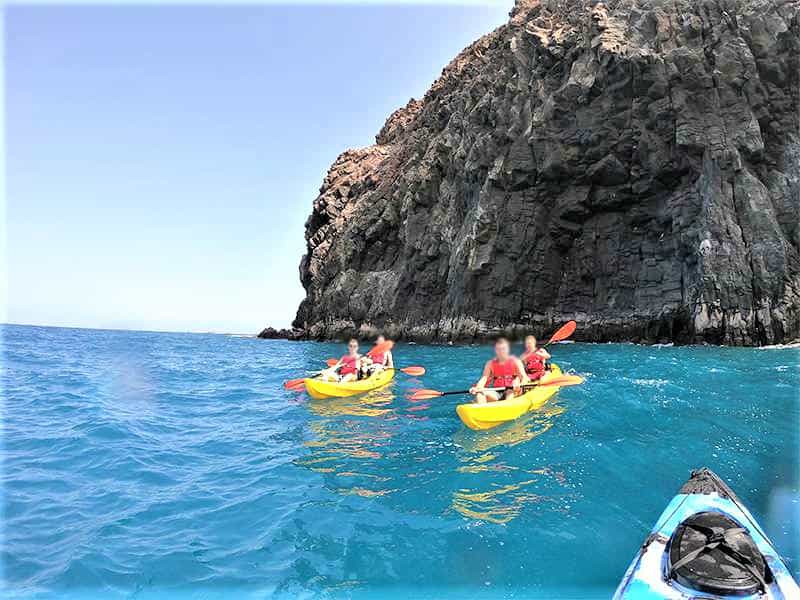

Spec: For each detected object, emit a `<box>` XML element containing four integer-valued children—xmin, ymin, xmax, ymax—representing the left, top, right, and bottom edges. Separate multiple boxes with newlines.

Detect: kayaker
<box><xmin>519</xmin><ymin>335</ymin><xmax>551</xmax><ymax>381</ymax></box>
<box><xmin>321</xmin><ymin>339</ymin><xmax>361</xmax><ymax>382</ymax></box>
<box><xmin>362</xmin><ymin>334</ymin><xmax>394</xmax><ymax>377</ymax></box>
<box><xmin>469</xmin><ymin>337</ymin><xmax>527</xmax><ymax>404</ymax></box>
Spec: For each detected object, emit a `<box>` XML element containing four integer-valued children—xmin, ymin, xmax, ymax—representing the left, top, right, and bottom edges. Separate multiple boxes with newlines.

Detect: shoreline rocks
<box><xmin>256</xmin><ymin>326</ymin><xmax>306</xmax><ymax>340</ymax></box>
<box><xmin>290</xmin><ymin>0</ymin><xmax>800</xmax><ymax>346</ymax></box>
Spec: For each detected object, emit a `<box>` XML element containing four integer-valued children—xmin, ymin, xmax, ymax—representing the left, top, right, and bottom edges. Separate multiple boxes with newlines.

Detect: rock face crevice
<box><xmin>292</xmin><ymin>0</ymin><xmax>800</xmax><ymax>345</ymax></box>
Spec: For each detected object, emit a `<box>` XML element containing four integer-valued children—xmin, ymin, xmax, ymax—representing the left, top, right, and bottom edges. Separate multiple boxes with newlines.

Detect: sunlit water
<box><xmin>3</xmin><ymin>324</ymin><xmax>798</xmax><ymax>598</ymax></box>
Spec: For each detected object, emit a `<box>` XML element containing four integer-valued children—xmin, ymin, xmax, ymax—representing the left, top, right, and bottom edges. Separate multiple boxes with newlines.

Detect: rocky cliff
<box><xmin>292</xmin><ymin>0</ymin><xmax>800</xmax><ymax>345</ymax></box>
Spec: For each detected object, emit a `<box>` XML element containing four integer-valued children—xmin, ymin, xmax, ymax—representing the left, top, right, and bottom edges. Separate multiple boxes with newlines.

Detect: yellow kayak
<box><xmin>304</xmin><ymin>369</ymin><xmax>395</xmax><ymax>400</ymax></box>
<box><xmin>456</xmin><ymin>364</ymin><xmax>563</xmax><ymax>431</ymax></box>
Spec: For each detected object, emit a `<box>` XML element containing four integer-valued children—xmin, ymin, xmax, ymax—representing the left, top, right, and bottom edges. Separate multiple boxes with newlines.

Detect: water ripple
<box><xmin>2</xmin><ymin>325</ymin><xmax>798</xmax><ymax>597</ymax></box>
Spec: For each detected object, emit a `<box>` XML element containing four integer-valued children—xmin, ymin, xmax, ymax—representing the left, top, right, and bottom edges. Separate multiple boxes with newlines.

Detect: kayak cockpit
<box><xmin>614</xmin><ymin>468</ymin><xmax>799</xmax><ymax>599</ymax></box>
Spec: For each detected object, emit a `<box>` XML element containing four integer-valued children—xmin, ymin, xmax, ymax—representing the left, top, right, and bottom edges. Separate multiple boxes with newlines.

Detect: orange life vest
<box><xmin>339</xmin><ymin>355</ymin><xmax>358</xmax><ymax>375</ymax></box>
<box><xmin>521</xmin><ymin>351</ymin><xmax>546</xmax><ymax>380</ymax></box>
<box><xmin>489</xmin><ymin>358</ymin><xmax>517</xmax><ymax>388</ymax></box>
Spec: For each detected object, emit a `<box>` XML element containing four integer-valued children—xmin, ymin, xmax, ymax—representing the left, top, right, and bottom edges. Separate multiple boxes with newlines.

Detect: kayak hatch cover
<box><xmin>614</xmin><ymin>467</ymin><xmax>799</xmax><ymax>599</ymax></box>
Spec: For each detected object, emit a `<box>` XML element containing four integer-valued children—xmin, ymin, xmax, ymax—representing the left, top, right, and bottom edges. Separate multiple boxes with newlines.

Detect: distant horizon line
<box><xmin>1</xmin><ymin>321</ymin><xmax>263</xmax><ymax>337</ymax></box>
<box><xmin>7</xmin><ymin>0</ymin><xmax>510</xmax><ymax>6</ymax></box>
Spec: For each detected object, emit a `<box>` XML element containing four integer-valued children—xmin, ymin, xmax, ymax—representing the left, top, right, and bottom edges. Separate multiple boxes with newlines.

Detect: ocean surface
<box><xmin>2</xmin><ymin>324</ymin><xmax>799</xmax><ymax>598</ymax></box>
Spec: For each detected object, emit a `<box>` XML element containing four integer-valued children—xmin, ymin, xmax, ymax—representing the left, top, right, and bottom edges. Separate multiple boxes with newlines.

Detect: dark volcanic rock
<box><xmin>294</xmin><ymin>0</ymin><xmax>800</xmax><ymax>345</ymax></box>
<box><xmin>257</xmin><ymin>326</ymin><xmax>304</xmax><ymax>340</ymax></box>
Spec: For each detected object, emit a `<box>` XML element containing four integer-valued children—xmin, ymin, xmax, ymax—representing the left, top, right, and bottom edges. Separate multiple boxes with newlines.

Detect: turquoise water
<box><xmin>2</xmin><ymin>324</ymin><xmax>798</xmax><ymax>598</ymax></box>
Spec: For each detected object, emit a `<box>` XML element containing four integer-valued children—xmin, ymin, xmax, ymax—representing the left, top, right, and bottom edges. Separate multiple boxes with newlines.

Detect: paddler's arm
<box><xmin>469</xmin><ymin>362</ymin><xmax>492</xmax><ymax>394</ymax></box>
<box><xmin>536</xmin><ymin>347</ymin><xmax>551</xmax><ymax>360</ymax></box>
<box><xmin>512</xmin><ymin>358</ymin><xmax>526</xmax><ymax>392</ymax></box>
<box><xmin>321</xmin><ymin>360</ymin><xmax>342</xmax><ymax>380</ymax></box>
<box><xmin>385</xmin><ymin>351</ymin><xmax>394</xmax><ymax>368</ymax></box>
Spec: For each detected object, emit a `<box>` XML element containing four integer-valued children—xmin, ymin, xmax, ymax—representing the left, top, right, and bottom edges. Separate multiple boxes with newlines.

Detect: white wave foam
<box><xmin>758</xmin><ymin>342</ymin><xmax>800</xmax><ymax>350</ymax></box>
<box><xmin>631</xmin><ymin>378</ymin><xmax>669</xmax><ymax>387</ymax></box>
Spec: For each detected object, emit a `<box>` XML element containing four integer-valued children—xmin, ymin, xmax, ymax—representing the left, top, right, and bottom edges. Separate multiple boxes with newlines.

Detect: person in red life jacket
<box><xmin>469</xmin><ymin>337</ymin><xmax>527</xmax><ymax>404</ymax></box>
<box><xmin>520</xmin><ymin>335</ymin><xmax>551</xmax><ymax>382</ymax></box>
<box><xmin>361</xmin><ymin>334</ymin><xmax>394</xmax><ymax>378</ymax></box>
<box><xmin>322</xmin><ymin>338</ymin><xmax>362</xmax><ymax>382</ymax></box>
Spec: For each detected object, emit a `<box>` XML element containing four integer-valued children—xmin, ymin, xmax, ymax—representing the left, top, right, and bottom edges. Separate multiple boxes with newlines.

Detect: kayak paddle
<box><xmin>408</xmin><ymin>374</ymin><xmax>585</xmax><ymax>401</ymax></box>
<box><xmin>393</xmin><ymin>366</ymin><xmax>425</xmax><ymax>376</ymax></box>
<box><xmin>543</xmin><ymin>320</ymin><xmax>577</xmax><ymax>347</ymax></box>
<box><xmin>284</xmin><ymin>378</ymin><xmax>308</xmax><ymax>391</ymax></box>
<box><xmin>367</xmin><ymin>340</ymin><xmax>394</xmax><ymax>357</ymax></box>
<box><xmin>322</xmin><ymin>360</ymin><xmax>424</xmax><ymax>375</ymax></box>
<box><xmin>283</xmin><ymin>367</ymin><xmax>331</xmax><ymax>390</ymax></box>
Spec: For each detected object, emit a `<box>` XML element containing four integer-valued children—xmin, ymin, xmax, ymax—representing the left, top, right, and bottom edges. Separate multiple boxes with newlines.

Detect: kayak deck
<box><xmin>304</xmin><ymin>369</ymin><xmax>394</xmax><ymax>399</ymax></box>
<box><xmin>614</xmin><ymin>468</ymin><xmax>800</xmax><ymax>599</ymax></box>
<box><xmin>455</xmin><ymin>364</ymin><xmax>563</xmax><ymax>431</ymax></box>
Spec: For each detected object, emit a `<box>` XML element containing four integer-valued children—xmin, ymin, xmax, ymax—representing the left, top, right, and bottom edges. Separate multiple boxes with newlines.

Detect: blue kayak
<box><xmin>615</xmin><ymin>468</ymin><xmax>799</xmax><ymax>599</ymax></box>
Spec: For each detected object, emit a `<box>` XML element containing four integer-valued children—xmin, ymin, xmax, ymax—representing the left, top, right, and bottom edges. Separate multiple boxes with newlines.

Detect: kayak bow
<box><xmin>614</xmin><ymin>468</ymin><xmax>799</xmax><ymax>599</ymax></box>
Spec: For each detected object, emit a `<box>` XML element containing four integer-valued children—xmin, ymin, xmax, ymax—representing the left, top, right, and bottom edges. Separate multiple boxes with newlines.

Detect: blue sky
<box><xmin>5</xmin><ymin>2</ymin><xmax>511</xmax><ymax>333</ymax></box>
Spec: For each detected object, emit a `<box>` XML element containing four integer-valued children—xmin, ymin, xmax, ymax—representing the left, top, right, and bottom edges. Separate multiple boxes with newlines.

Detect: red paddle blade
<box><xmin>325</xmin><ymin>358</ymin><xmax>338</xmax><ymax>367</ymax></box>
<box><xmin>549</xmin><ymin>320</ymin><xmax>577</xmax><ymax>344</ymax></box>
<box><xmin>538</xmin><ymin>374</ymin><xmax>584</xmax><ymax>387</ymax></box>
<box><xmin>284</xmin><ymin>378</ymin><xmax>307</xmax><ymax>391</ymax></box>
<box><xmin>400</xmin><ymin>366</ymin><xmax>425</xmax><ymax>376</ymax></box>
<box><xmin>367</xmin><ymin>340</ymin><xmax>394</xmax><ymax>357</ymax></box>
<box><xmin>408</xmin><ymin>388</ymin><xmax>443</xmax><ymax>401</ymax></box>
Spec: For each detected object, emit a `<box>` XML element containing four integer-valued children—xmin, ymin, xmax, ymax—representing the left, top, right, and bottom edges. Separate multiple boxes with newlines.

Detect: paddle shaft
<box><xmin>543</xmin><ymin>333</ymin><xmax>566</xmax><ymax>348</ymax></box>
<box><xmin>440</xmin><ymin>381</ymin><xmax>551</xmax><ymax>397</ymax></box>
<box><xmin>329</xmin><ymin>366</ymin><xmax>410</xmax><ymax>374</ymax></box>
<box><xmin>350</xmin><ymin>366</ymin><xmax>426</xmax><ymax>377</ymax></box>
